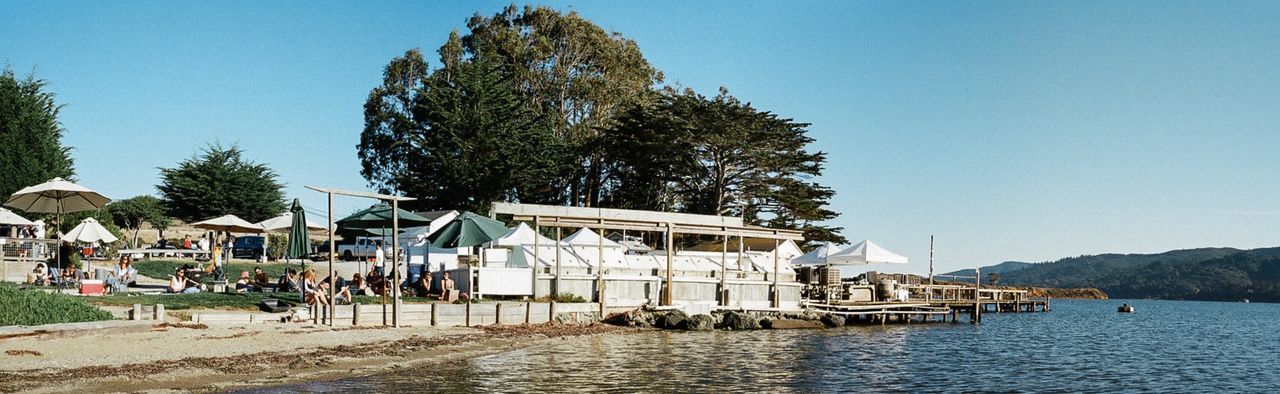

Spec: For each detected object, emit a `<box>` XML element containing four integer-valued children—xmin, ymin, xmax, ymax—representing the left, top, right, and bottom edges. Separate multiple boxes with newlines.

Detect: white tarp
<box><xmin>825</xmin><ymin>239</ymin><xmax>909</xmax><ymax>264</ymax></box>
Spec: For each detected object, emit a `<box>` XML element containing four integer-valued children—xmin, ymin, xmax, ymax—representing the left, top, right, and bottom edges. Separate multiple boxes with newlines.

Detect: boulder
<box><xmin>603</xmin><ymin>309</ymin><xmax>658</xmax><ymax>327</ymax></box>
<box><xmin>819</xmin><ymin>314</ymin><xmax>842</xmax><ymax>328</ymax></box>
<box><xmin>657</xmin><ymin>310</ymin><xmax>688</xmax><ymax>329</ymax></box>
<box><xmin>685</xmin><ymin>314</ymin><xmax>715</xmax><ymax>331</ymax></box>
<box><xmin>720</xmin><ymin>311</ymin><xmax>761</xmax><ymax>330</ymax></box>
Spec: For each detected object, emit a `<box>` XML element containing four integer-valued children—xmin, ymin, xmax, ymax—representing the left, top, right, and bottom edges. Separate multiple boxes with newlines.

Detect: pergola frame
<box><xmin>492</xmin><ymin>202</ymin><xmax>804</xmax><ymax>308</ymax></box>
<box><xmin>307</xmin><ymin>186</ymin><xmax>416</xmax><ymax>327</ymax></box>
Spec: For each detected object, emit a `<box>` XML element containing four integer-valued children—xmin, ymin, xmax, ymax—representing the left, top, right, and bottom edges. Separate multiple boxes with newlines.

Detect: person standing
<box><xmin>374</xmin><ymin>241</ymin><xmax>385</xmax><ymax>276</ymax></box>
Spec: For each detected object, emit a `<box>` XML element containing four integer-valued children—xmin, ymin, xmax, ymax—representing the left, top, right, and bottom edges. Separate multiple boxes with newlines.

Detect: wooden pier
<box><xmin>804</xmin><ymin>284</ymin><xmax>1051</xmax><ymax>324</ymax></box>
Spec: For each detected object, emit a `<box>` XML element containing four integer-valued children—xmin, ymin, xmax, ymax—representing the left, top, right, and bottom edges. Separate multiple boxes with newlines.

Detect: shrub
<box><xmin>535</xmin><ymin>293</ymin><xmax>588</xmax><ymax>303</ymax></box>
<box><xmin>0</xmin><ymin>283</ymin><xmax>114</xmax><ymax>326</ymax></box>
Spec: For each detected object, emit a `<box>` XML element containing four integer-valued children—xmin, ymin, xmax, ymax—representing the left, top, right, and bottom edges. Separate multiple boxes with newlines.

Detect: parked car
<box><xmin>309</xmin><ymin>240</ymin><xmax>333</xmax><ymax>261</ymax></box>
<box><xmin>232</xmin><ymin>236</ymin><xmax>266</xmax><ymax>259</ymax></box>
<box><xmin>336</xmin><ymin>236</ymin><xmax>390</xmax><ymax>261</ymax></box>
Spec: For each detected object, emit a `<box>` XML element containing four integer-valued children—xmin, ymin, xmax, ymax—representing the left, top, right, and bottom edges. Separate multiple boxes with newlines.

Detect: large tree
<box><xmin>105</xmin><ymin>195</ymin><xmax>170</xmax><ymax>247</ymax></box>
<box><xmin>0</xmin><ymin>68</ymin><xmax>75</xmax><ymax>201</ymax></box>
<box><xmin>461</xmin><ymin>5</ymin><xmax>664</xmax><ymax>206</ymax></box>
<box><xmin>601</xmin><ymin>89</ymin><xmax>846</xmax><ymax>247</ymax></box>
<box><xmin>157</xmin><ymin>144</ymin><xmax>285</xmax><ymax>223</ymax></box>
<box><xmin>360</xmin><ymin>45</ymin><xmax>567</xmax><ymax>212</ymax></box>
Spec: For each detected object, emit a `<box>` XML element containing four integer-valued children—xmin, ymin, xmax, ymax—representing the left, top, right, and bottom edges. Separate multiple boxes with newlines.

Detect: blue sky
<box><xmin>3</xmin><ymin>1</ymin><xmax>1278</xmax><ymax>274</ymax></box>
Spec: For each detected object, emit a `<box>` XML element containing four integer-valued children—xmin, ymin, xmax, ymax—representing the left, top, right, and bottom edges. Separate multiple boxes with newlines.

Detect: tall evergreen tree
<box><xmin>157</xmin><ymin>144</ymin><xmax>285</xmax><ymax>223</ymax></box>
<box><xmin>602</xmin><ymin>90</ymin><xmax>846</xmax><ymax>247</ymax></box>
<box><xmin>0</xmin><ymin>68</ymin><xmax>75</xmax><ymax>202</ymax></box>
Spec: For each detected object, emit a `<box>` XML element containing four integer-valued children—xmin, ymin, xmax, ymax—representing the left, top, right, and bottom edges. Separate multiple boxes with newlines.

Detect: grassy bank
<box><xmin>0</xmin><ymin>283</ymin><xmax>114</xmax><ymax>326</ymax></box>
<box><xmin>133</xmin><ymin>260</ymin><xmax>292</xmax><ymax>280</ymax></box>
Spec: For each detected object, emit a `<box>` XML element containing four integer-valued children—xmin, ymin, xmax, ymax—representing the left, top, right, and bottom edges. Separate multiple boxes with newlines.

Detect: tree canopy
<box><xmin>359</xmin><ymin>5</ymin><xmax>845</xmax><ymax>247</ymax></box>
<box><xmin>600</xmin><ymin>90</ymin><xmax>846</xmax><ymax>246</ymax></box>
<box><xmin>157</xmin><ymin>144</ymin><xmax>285</xmax><ymax>223</ymax></box>
<box><xmin>105</xmin><ymin>195</ymin><xmax>170</xmax><ymax>247</ymax></box>
<box><xmin>0</xmin><ymin>68</ymin><xmax>75</xmax><ymax>204</ymax></box>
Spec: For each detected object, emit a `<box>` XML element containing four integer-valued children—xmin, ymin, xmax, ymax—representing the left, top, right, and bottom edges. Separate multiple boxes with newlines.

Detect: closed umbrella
<box><xmin>284</xmin><ymin>199</ymin><xmax>310</xmax><ymax>262</ymax></box>
<box><xmin>5</xmin><ymin>177</ymin><xmax>111</xmax><ymax>269</ymax></box>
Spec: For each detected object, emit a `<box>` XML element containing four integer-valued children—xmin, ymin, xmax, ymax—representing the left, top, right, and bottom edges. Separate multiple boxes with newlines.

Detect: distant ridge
<box><xmin>953</xmin><ymin>247</ymin><xmax>1280</xmax><ymax>302</ymax></box>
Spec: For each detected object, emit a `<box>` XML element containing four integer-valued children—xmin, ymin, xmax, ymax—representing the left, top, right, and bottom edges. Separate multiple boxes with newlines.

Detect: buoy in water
<box><xmin>1117</xmin><ymin>303</ymin><xmax>1135</xmax><ymax>313</ymax></box>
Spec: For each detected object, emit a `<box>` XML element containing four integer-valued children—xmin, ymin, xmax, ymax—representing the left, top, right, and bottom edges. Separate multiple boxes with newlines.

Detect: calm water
<box><xmin>260</xmin><ymin>300</ymin><xmax>1280</xmax><ymax>392</ymax></box>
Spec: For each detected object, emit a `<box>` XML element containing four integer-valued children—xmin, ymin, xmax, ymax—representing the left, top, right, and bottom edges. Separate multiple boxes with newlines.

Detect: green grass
<box><xmin>0</xmin><ymin>283</ymin><xmax>114</xmax><ymax>326</ymax></box>
<box><xmin>133</xmin><ymin>260</ymin><xmax>294</xmax><ymax>281</ymax></box>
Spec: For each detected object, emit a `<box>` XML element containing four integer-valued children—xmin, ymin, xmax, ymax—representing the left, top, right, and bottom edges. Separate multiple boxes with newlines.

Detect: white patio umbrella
<box><xmin>255</xmin><ymin>212</ymin><xmax>327</xmax><ymax>232</ymax></box>
<box><xmin>825</xmin><ymin>240</ymin><xmax>909</xmax><ymax>265</ymax></box>
<box><xmin>61</xmin><ymin>217</ymin><xmax>119</xmax><ymax>244</ymax></box>
<box><xmin>192</xmin><ymin>214</ymin><xmax>266</xmax><ymax>234</ymax></box>
<box><xmin>192</xmin><ymin>214</ymin><xmax>265</xmax><ymax>264</ymax></box>
<box><xmin>0</xmin><ymin>207</ymin><xmax>34</xmax><ymax>227</ymax></box>
<box><xmin>5</xmin><ymin>177</ymin><xmax>111</xmax><ymax>268</ymax></box>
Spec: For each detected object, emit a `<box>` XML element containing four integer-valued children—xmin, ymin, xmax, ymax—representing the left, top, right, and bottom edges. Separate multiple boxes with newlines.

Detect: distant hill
<box><xmin>944</xmin><ymin>261</ymin><xmax>1035</xmax><ymax>277</ymax></box>
<box><xmin>957</xmin><ymin>247</ymin><xmax>1280</xmax><ymax>302</ymax></box>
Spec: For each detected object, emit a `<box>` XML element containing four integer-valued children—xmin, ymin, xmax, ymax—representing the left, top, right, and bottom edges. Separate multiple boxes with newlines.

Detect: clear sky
<box><xmin>4</xmin><ymin>1</ymin><xmax>1278</xmax><ymax>274</ymax></box>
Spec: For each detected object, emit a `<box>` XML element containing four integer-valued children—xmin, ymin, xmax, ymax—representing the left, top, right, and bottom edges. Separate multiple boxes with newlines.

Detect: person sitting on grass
<box><xmin>440</xmin><ymin>271</ymin><xmax>457</xmax><ymax>302</ymax></box>
<box><xmin>347</xmin><ymin>273</ymin><xmax>367</xmax><ymax>296</ymax></box>
<box><xmin>28</xmin><ymin>262</ymin><xmax>49</xmax><ymax>285</ymax></box>
<box><xmin>235</xmin><ymin>271</ymin><xmax>251</xmax><ymax>293</ymax></box>
<box><xmin>106</xmin><ymin>256</ymin><xmax>136</xmax><ymax>293</ymax></box>
<box><xmin>302</xmin><ymin>269</ymin><xmax>328</xmax><ymax>307</ymax></box>
<box><xmin>168</xmin><ymin>268</ymin><xmax>200</xmax><ymax>294</ymax></box>
<box><xmin>253</xmin><ymin>266</ymin><xmax>272</xmax><ymax>292</ymax></box>
<box><xmin>61</xmin><ymin>264</ymin><xmax>81</xmax><ymax>285</ymax></box>
<box><xmin>321</xmin><ymin>275</ymin><xmax>351</xmax><ymax>305</ymax></box>
<box><xmin>416</xmin><ymin>271</ymin><xmax>434</xmax><ymax>298</ymax></box>
<box><xmin>278</xmin><ymin>268</ymin><xmax>299</xmax><ymax>293</ymax></box>
<box><xmin>366</xmin><ymin>268</ymin><xmax>387</xmax><ymax>296</ymax></box>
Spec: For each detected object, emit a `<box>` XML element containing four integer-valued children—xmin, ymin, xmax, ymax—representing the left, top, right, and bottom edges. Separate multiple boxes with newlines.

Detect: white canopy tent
<box><xmin>791</xmin><ymin>241</ymin><xmax>850</xmax><ymax>266</ymax></box>
<box><xmin>825</xmin><ymin>240</ymin><xmax>909</xmax><ymax>265</ymax></box>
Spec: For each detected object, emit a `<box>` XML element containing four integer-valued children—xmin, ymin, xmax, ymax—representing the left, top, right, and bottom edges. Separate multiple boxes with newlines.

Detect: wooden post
<box><xmin>532</xmin><ymin>217</ymin><xmax>540</xmax><ymax>299</ymax></box>
<box><xmin>554</xmin><ymin>227</ymin><xmax>561</xmax><ymax>298</ymax></box>
<box><xmin>524</xmin><ymin>300</ymin><xmax>531</xmax><ymax>324</ymax></box>
<box><xmin>597</xmin><ymin>223</ymin><xmax>605</xmax><ymax>316</ymax></box>
<box><xmin>132</xmin><ymin>304</ymin><xmax>142</xmax><ymax>321</ymax></box>
<box><xmin>720</xmin><ymin>234</ymin><xmax>728</xmax><ymax>306</ymax></box>
<box><xmin>154</xmin><ymin>304</ymin><xmax>164</xmax><ymax>321</ymax></box>
<box><xmin>430</xmin><ymin>302</ymin><xmax>437</xmax><ymax>326</ymax></box>
<box><xmin>772</xmin><ymin>239</ymin><xmax>780</xmax><ymax>308</ymax></box>
<box><xmin>391</xmin><ymin>199</ymin><xmax>401</xmax><ymax>328</ymax></box>
<box><xmin>353</xmin><ymin>303</ymin><xmax>362</xmax><ymax>326</ymax></box>
<box><xmin>927</xmin><ymin>235</ymin><xmax>934</xmax><ymax>301</ymax></box>
<box><xmin>663</xmin><ymin>222</ymin><xmax>673</xmax><ymax>306</ymax></box>
<box><xmin>972</xmin><ymin>266</ymin><xmax>981</xmax><ymax>324</ymax></box>
<box><xmin>549</xmin><ymin>300</ymin><xmax>556</xmax><ymax>323</ymax></box>
<box><xmin>495</xmin><ymin>303</ymin><xmax>502</xmax><ymax>325</ymax></box>
<box><xmin>465</xmin><ymin>298</ymin><xmax>472</xmax><ymax>327</ymax></box>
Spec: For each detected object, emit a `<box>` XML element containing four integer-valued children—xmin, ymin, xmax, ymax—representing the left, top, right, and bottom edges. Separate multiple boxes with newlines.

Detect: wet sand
<box><xmin>0</xmin><ymin>321</ymin><xmax>631</xmax><ymax>393</ymax></box>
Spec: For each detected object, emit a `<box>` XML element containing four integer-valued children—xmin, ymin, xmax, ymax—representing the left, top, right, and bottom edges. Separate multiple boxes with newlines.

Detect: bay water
<box><xmin>257</xmin><ymin>300</ymin><xmax>1279</xmax><ymax>392</ymax></box>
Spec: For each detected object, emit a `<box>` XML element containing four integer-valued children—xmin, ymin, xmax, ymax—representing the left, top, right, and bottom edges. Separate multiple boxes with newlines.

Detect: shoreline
<box><xmin>0</xmin><ymin>322</ymin><xmax>634</xmax><ymax>393</ymax></box>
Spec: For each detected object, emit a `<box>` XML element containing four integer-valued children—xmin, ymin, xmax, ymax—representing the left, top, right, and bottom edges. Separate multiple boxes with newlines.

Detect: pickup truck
<box><xmin>335</xmin><ymin>236</ymin><xmax>392</xmax><ymax>261</ymax></box>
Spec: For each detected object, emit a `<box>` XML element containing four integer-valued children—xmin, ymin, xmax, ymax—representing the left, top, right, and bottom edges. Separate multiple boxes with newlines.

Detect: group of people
<box><xmin>12</xmin><ymin>224</ymin><xmax>43</xmax><ymax>260</ymax></box>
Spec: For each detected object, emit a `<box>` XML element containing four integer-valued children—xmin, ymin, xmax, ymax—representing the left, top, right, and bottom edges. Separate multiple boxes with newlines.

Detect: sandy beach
<box><xmin>0</xmin><ymin>321</ymin><xmax>630</xmax><ymax>393</ymax></box>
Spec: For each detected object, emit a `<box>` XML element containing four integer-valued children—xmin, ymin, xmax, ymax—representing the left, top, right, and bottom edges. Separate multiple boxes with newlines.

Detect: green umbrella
<box><xmin>335</xmin><ymin>204</ymin><xmax>433</xmax><ymax>234</ymax></box>
<box><xmin>284</xmin><ymin>199</ymin><xmax>310</xmax><ymax>260</ymax></box>
<box><xmin>426</xmin><ymin>212</ymin><xmax>509</xmax><ymax>248</ymax></box>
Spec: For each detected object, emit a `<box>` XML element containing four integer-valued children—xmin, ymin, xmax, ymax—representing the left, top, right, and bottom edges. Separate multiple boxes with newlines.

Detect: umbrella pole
<box><xmin>392</xmin><ymin>199</ymin><xmax>400</xmax><ymax>328</ymax></box>
<box><xmin>327</xmin><ymin>193</ymin><xmax>335</xmax><ymax>327</ymax></box>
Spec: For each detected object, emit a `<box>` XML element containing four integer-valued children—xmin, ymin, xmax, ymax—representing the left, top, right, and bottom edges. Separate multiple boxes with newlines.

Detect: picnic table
<box><xmin>119</xmin><ymin>248</ymin><xmax>211</xmax><ymax>260</ymax></box>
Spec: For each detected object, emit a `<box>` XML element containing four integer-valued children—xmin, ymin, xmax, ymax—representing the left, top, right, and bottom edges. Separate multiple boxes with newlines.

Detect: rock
<box><xmin>603</xmin><ymin>309</ymin><xmax>658</xmax><ymax>327</ymax></box>
<box><xmin>819</xmin><ymin>314</ymin><xmax>842</xmax><ymax>328</ymax></box>
<box><xmin>759</xmin><ymin>318</ymin><xmax>773</xmax><ymax>329</ymax></box>
<box><xmin>720</xmin><ymin>311</ymin><xmax>761</xmax><ymax>330</ymax></box>
<box><xmin>657</xmin><ymin>310</ymin><xmax>688</xmax><ymax>329</ymax></box>
<box><xmin>768</xmin><ymin>319</ymin><xmax>826</xmax><ymax>329</ymax></box>
<box><xmin>685</xmin><ymin>314</ymin><xmax>715</xmax><ymax>331</ymax></box>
